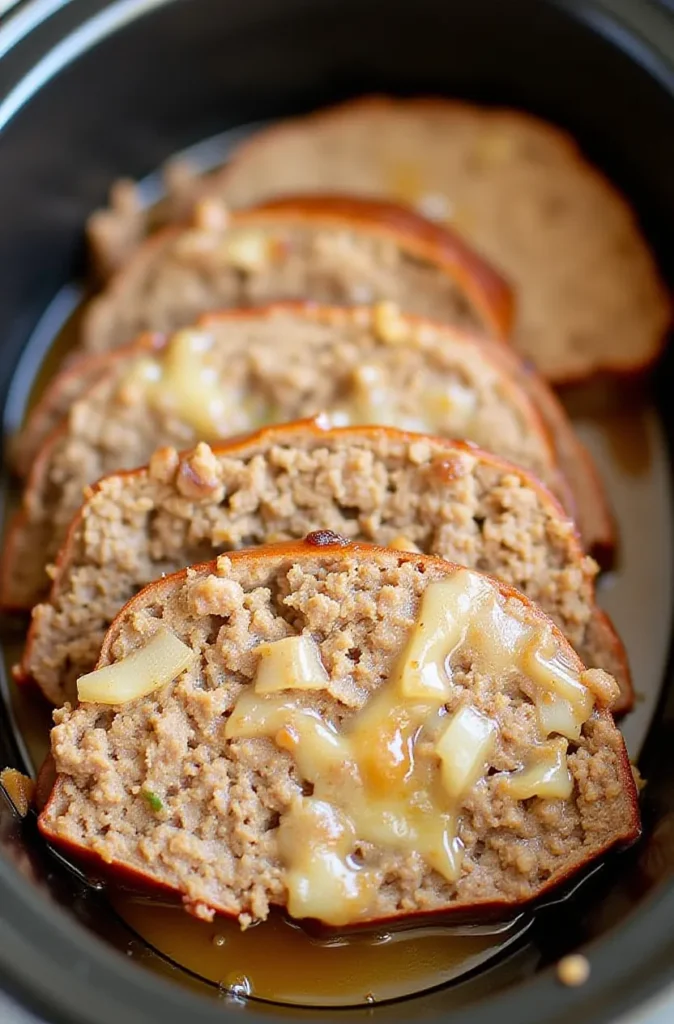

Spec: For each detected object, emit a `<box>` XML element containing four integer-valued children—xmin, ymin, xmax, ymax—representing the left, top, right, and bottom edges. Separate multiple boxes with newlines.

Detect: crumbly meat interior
<box><xmin>8</xmin><ymin>308</ymin><xmax>555</xmax><ymax>607</ymax></box>
<box><xmin>201</xmin><ymin>99</ymin><xmax>671</xmax><ymax>381</ymax></box>
<box><xmin>24</xmin><ymin>433</ymin><xmax>624</xmax><ymax>709</ymax></box>
<box><xmin>83</xmin><ymin>220</ymin><xmax>483</xmax><ymax>354</ymax></box>
<box><xmin>41</xmin><ymin>550</ymin><xmax>637</xmax><ymax>927</ymax></box>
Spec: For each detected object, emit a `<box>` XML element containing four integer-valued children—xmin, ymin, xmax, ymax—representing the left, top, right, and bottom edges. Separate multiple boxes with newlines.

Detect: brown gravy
<box><xmin>112</xmin><ymin>894</ymin><xmax>523</xmax><ymax>1006</ymax></box>
<box><xmin>2</xmin><ymin>297</ymin><xmax>670</xmax><ymax>1006</ymax></box>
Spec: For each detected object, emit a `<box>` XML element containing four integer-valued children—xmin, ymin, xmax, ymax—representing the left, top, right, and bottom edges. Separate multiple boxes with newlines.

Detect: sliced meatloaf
<box><xmin>11</xmin><ymin>300</ymin><xmax>615</xmax><ymax>566</ymax></box>
<box><xmin>98</xmin><ymin>96</ymin><xmax>669</xmax><ymax>383</ymax></box>
<box><xmin>81</xmin><ymin>194</ymin><xmax>513</xmax><ymax>358</ymax></box>
<box><xmin>39</xmin><ymin>537</ymin><xmax>640</xmax><ymax>928</ymax></box>
<box><xmin>17</xmin><ymin>422</ymin><xmax>631</xmax><ymax>712</ymax></box>
<box><xmin>0</xmin><ymin>304</ymin><xmax>566</xmax><ymax>612</ymax></box>
<box><xmin>10</xmin><ymin>349</ymin><xmax>113</xmax><ymax>480</ymax></box>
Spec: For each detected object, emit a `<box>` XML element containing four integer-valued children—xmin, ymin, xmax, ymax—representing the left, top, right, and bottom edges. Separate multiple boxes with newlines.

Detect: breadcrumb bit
<box><xmin>631</xmin><ymin>764</ymin><xmax>647</xmax><ymax>792</ymax></box>
<box><xmin>557</xmin><ymin>954</ymin><xmax>590</xmax><ymax>987</ymax></box>
<box><xmin>372</xmin><ymin>301</ymin><xmax>409</xmax><ymax>345</ymax></box>
<box><xmin>389</xmin><ymin>535</ymin><xmax>421</xmax><ymax>553</ymax></box>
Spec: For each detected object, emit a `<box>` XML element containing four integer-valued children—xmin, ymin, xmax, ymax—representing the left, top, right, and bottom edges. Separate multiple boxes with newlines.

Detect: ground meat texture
<box><xmin>82</xmin><ymin>194</ymin><xmax>513</xmax><ymax>355</ymax></box>
<box><xmin>13</xmin><ymin>314</ymin><xmax>616</xmax><ymax>566</ymax></box>
<box><xmin>18</xmin><ymin>423</ymin><xmax>631</xmax><ymax>712</ymax></box>
<box><xmin>133</xmin><ymin>95</ymin><xmax>669</xmax><ymax>384</ymax></box>
<box><xmin>1</xmin><ymin>304</ymin><xmax>567</xmax><ymax>611</ymax></box>
<box><xmin>38</xmin><ymin>540</ymin><xmax>640</xmax><ymax>928</ymax></box>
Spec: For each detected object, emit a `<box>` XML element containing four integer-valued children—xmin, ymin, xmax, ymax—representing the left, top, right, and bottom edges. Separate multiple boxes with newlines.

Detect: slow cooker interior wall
<box><xmin>0</xmin><ymin>0</ymin><xmax>673</xmax><ymax>1021</ymax></box>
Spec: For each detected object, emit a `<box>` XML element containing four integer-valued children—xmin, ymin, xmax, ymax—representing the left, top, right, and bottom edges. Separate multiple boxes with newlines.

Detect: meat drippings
<box><xmin>225</xmin><ymin>568</ymin><xmax>595</xmax><ymax>926</ymax></box>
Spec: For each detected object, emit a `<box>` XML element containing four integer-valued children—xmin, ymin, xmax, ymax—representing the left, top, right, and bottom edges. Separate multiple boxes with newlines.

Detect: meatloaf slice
<box><xmin>105</xmin><ymin>96</ymin><xmax>669</xmax><ymax>383</ymax></box>
<box><xmin>10</xmin><ymin>349</ymin><xmax>115</xmax><ymax>480</ymax></box>
<box><xmin>1</xmin><ymin>304</ymin><xmax>565</xmax><ymax>611</ymax></box>
<box><xmin>81</xmin><ymin>194</ymin><xmax>513</xmax><ymax>357</ymax></box>
<box><xmin>10</xmin><ymin>298</ymin><xmax>615</xmax><ymax>567</ymax></box>
<box><xmin>39</xmin><ymin>537</ymin><xmax>640</xmax><ymax>929</ymax></box>
<box><xmin>17</xmin><ymin>422</ymin><xmax>631</xmax><ymax>712</ymax></box>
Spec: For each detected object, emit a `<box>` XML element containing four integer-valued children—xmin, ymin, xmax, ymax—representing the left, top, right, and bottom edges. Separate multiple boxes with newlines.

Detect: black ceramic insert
<box><xmin>0</xmin><ymin>1</ymin><xmax>673</xmax><ymax>1022</ymax></box>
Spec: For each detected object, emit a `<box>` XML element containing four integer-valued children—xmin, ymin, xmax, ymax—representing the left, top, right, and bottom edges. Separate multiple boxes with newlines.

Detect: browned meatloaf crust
<box><xmin>10</xmin><ymin>299</ymin><xmax>614</xmax><ymax>567</ymax></box>
<box><xmin>1</xmin><ymin>304</ymin><xmax>568</xmax><ymax>612</ymax></box>
<box><xmin>17</xmin><ymin>421</ymin><xmax>631</xmax><ymax>712</ymax></box>
<box><xmin>81</xmin><ymin>194</ymin><xmax>513</xmax><ymax>358</ymax></box>
<box><xmin>10</xmin><ymin>349</ymin><xmax>113</xmax><ymax>480</ymax></box>
<box><xmin>94</xmin><ymin>96</ymin><xmax>670</xmax><ymax>383</ymax></box>
<box><xmin>39</xmin><ymin>537</ymin><xmax>640</xmax><ymax>928</ymax></box>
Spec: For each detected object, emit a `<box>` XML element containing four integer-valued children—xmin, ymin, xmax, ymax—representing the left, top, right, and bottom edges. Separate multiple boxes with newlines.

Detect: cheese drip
<box><xmin>225</xmin><ymin>570</ymin><xmax>595</xmax><ymax>926</ymax></box>
<box><xmin>226</xmin><ymin>679</ymin><xmax>467</xmax><ymax>925</ymax></box>
<box><xmin>119</xmin><ymin>329</ymin><xmax>268</xmax><ymax>439</ymax></box>
<box><xmin>326</xmin><ymin>362</ymin><xmax>477</xmax><ymax>437</ymax></box>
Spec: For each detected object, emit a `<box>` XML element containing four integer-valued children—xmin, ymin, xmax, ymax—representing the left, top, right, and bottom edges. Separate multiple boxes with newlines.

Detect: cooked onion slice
<box><xmin>77</xmin><ymin>627</ymin><xmax>195</xmax><ymax>705</ymax></box>
<box><xmin>435</xmin><ymin>705</ymin><xmax>496</xmax><ymax>800</ymax></box>
<box><xmin>254</xmin><ymin>635</ymin><xmax>330</xmax><ymax>695</ymax></box>
<box><xmin>499</xmin><ymin>740</ymin><xmax>573</xmax><ymax>801</ymax></box>
<box><xmin>395</xmin><ymin>575</ymin><xmax>483</xmax><ymax>699</ymax></box>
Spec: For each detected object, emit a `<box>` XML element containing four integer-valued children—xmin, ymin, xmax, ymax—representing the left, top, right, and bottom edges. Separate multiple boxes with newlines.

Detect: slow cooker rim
<box><xmin>0</xmin><ymin>0</ymin><xmax>674</xmax><ymax>1020</ymax></box>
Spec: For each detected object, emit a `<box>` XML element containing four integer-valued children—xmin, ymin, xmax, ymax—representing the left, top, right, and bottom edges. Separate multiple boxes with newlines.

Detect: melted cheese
<box><xmin>120</xmin><ymin>329</ymin><xmax>266</xmax><ymax>439</ymax></box>
<box><xmin>525</xmin><ymin>637</ymin><xmax>594</xmax><ymax>715</ymax></box>
<box><xmin>326</xmin><ymin>365</ymin><xmax>476</xmax><ymax>437</ymax></box>
<box><xmin>498</xmin><ymin>739</ymin><xmax>573</xmax><ymax>801</ymax></box>
<box><xmin>394</xmin><ymin>574</ymin><xmax>534</xmax><ymax>700</ymax></box>
<box><xmin>226</xmin><ymin>670</ymin><xmax>464</xmax><ymax>923</ymax></box>
<box><xmin>225</xmin><ymin>568</ymin><xmax>596</xmax><ymax>925</ymax></box>
<box><xmin>219</xmin><ymin>229</ymin><xmax>275</xmax><ymax>272</ymax></box>
<box><xmin>278</xmin><ymin>799</ymin><xmax>378</xmax><ymax>926</ymax></box>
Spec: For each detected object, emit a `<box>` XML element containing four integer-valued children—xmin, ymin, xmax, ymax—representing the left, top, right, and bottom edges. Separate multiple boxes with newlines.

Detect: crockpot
<box><xmin>1</xmin><ymin>1</ymin><xmax>674</xmax><ymax>1022</ymax></box>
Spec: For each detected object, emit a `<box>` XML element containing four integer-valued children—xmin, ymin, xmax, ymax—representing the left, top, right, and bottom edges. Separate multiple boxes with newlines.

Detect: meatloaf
<box><xmin>81</xmin><ymin>194</ymin><xmax>513</xmax><ymax>357</ymax></box>
<box><xmin>10</xmin><ymin>300</ymin><xmax>614</xmax><ymax>565</ymax></box>
<box><xmin>93</xmin><ymin>96</ymin><xmax>670</xmax><ymax>383</ymax></box>
<box><xmin>39</xmin><ymin>537</ymin><xmax>640</xmax><ymax>928</ymax></box>
<box><xmin>1</xmin><ymin>304</ymin><xmax>567</xmax><ymax>611</ymax></box>
<box><xmin>17</xmin><ymin>422</ymin><xmax>631</xmax><ymax>712</ymax></box>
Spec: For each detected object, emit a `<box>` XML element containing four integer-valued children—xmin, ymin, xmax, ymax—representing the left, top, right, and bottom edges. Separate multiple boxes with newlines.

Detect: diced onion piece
<box><xmin>435</xmin><ymin>705</ymin><xmax>497</xmax><ymax>800</ymax></box>
<box><xmin>389</xmin><ymin>535</ymin><xmax>421</xmax><ymax>553</ymax></box>
<box><xmin>372</xmin><ymin>301</ymin><xmax>409</xmax><ymax>345</ymax></box>
<box><xmin>536</xmin><ymin>691</ymin><xmax>583</xmax><ymax>741</ymax></box>
<box><xmin>523</xmin><ymin>633</ymin><xmax>594</xmax><ymax>723</ymax></box>
<box><xmin>254</xmin><ymin>635</ymin><xmax>330</xmax><ymax>695</ymax></box>
<box><xmin>77</xmin><ymin>627</ymin><xmax>195</xmax><ymax>705</ymax></box>
<box><xmin>221</xmin><ymin>230</ymin><xmax>272</xmax><ymax>272</ymax></box>
<box><xmin>394</xmin><ymin>572</ymin><xmax>486</xmax><ymax>700</ymax></box>
<box><xmin>500</xmin><ymin>741</ymin><xmax>573</xmax><ymax>801</ymax></box>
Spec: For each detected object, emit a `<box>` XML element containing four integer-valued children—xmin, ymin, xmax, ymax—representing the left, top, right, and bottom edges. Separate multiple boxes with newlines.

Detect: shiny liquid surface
<box><xmin>1</xmin><ymin>226</ymin><xmax>671</xmax><ymax>1008</ymax></box>
<box><xmin>113</xmin><ymin>894</ymin><xmax>523</xmax><ymax>1006</ymax></box>
<box><xmin>4</xmin><ymin>388</ymin><xmax>669</xmax><ymax>1005</ymax></box>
